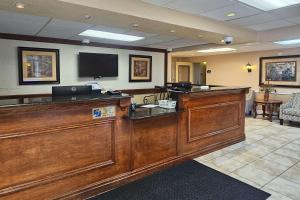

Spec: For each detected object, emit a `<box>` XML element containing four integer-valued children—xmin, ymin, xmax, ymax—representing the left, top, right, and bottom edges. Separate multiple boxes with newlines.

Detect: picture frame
<box><xmin>18</xmin><ymin>47</ymin><xmax>60</xmax><ymax>85</ymax></box>
<box><xmin>259</xmin><ymin>55</ymin><xmax>300</xmax><ymax>88</ymax></box>
<box><xmin>129</xmin><ymin>54</ymin><xmax>152</xmax><ymax>82</ymax></box>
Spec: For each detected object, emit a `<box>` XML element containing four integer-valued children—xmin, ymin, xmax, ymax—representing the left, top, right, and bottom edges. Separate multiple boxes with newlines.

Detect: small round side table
<box><xmin>253</xmin><ymin>99</ymin><xmax>282</xmax><ymax>122</ymax></box>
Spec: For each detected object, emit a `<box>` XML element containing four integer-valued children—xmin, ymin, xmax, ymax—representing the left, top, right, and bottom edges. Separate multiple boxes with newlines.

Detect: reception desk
<box><xmin>0</xmin><ymin>87</ymin><xmax>248</xmax><ymax>200</ymax></box>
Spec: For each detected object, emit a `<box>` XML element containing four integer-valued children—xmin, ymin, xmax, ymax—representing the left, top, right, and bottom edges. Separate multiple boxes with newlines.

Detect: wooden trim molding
<box><xmin>0</xmin><ymin>93</ymin><xmax>51</xmax><ymax>100</ymax></box>
<box><xmin>164</xmin><ymin>52</ymin><xmax>168</xmax><ymax>86</ymax></box>
<box><xmin>187</xmin><ymin>101</ymin><xmax>242</xmax><ymax>143</ymax></box>
<box><xmin>0</xmin><ymin>88</ymin><xmax>163</xmax><ymax>100</ymax></box>
<box><xmin>121</xmin><ymin>88</ymin><xmax>162</xmax><ymax>95</ymax></box>
<box><xmin>0</xmin><ymin>33</ymin><xmax>167</xmax><ymax>53</ymax></box>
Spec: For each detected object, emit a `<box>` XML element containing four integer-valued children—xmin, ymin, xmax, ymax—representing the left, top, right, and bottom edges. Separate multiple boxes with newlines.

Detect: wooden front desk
<box><xmin>0</xmin><ymin>87</ymin><xmax>248</xmax><ymax>200</ymax></box>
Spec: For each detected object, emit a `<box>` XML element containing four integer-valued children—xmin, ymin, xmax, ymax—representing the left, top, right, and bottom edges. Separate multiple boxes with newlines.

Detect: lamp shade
<box><xmin>246</xmin><ymin>62</ymin><xmax>252</xmax><ymax>72</ymax></box>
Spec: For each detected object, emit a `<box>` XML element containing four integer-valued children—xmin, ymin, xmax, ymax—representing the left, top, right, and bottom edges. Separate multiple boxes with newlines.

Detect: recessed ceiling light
<box><xmin>274</xmin><ymin>39</ymin><xmax>300</xmax><ymax>45</ymax></box>
<box><xmin>197</xmin><ymin>48</ymin><xmax>236</xmax><ymax>53</ymax></box>
<box><xmin>226</xmin><ymin>12</ymin><xmax>236</xmax><ymax>17</ymax></box>
<box><xmin>132</xmin><ymin>23</ymin><xmax>139</xmax><ymax>28</ymax></box>
<box><xmin>84</xmin><ymin>15</ymin><xmax>92</xmax><ymax>20</ymax></box>
<box><xmin>237</xmin><ymin>0</ymin><xmax>300</xmax><ymax>11</ymax></box>
<box><xmin>16</xmin><ymin>2</ymin><xmax>25</xmax><ymax>9</ymax></box>
<box><xmin>79</xmin><ymin>30</ymin><xmax>144</xmax><ymax>42</ymax></box>
<box><xmin>197</xmin><ymin>34</ymin><xmax>203</xmax><ymax>38</ymax></box>
<box><xmin>81</xmin><ymin>38</ymin><xmax>90</xmax><ymax>44</ymax></box>
<box><xmin>170</xmin><ymin>30</ymin><xmax>176</xmax><ymax>33</ymax></box>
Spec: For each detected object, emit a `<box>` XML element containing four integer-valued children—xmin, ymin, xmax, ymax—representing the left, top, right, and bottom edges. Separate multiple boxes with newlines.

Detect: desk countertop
<box><xmin>0</xmin><ymin>94</ymin><xmax>130</xmax><ymax>108</ymax></box>
<box><xmin>129</xmin><ymin>107</ymin><xmax>178</xmax><ymax>120</ymax></box>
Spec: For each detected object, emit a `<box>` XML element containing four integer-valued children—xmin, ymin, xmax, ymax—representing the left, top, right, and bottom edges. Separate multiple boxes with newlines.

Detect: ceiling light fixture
<box><xmin>132</xmin><ymin>23</ymin><xmax>139</xmax><ymax>28</ymax></box>
<box><xmin>274</xmin><ymin>39</ymin><xmax>300</xmax><ymax>45</ymax></box>
<box><xmin>197</xmin><ymin>47</ymin><xmax>236</xmax><ymax>53</ymax></box>
<box><xmin>197</xmin><ymin>34</ymin><xmax>203</xmax><ymax>38</ymax></box>
<box><xmin>16</xmin><ymin>2</ymin><xmax>25</xmax><ymax>9</ymax></box>
<box><xmin>170</xmin><ymin>30</ymin><xmax>176</xmax><ymax>33</ymax></box>
<box><xmin>79</xmin><ymin>30</ymin><xmax>144</xmax><ymax>42</ymax></box>
<box><xmin>84</xmin><ymin>15</ymin><xmax>92</xmax><ymax>20</ymax></box>
<box><xmin>227</xmin><ymin>12</ymin><xmax>236</xmax><ymax>17</ymax></box>
<box><xmin>237</xmin><ymin>0</ymin><xmax>300</xmax><ymax>11</ymax></box>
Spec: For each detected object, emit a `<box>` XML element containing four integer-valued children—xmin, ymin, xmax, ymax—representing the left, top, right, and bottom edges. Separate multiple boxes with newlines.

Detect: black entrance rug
<box><xmin>91</xmin><ymin>160</ymin><xmax>270</xmax><ymax>200</ymax></box>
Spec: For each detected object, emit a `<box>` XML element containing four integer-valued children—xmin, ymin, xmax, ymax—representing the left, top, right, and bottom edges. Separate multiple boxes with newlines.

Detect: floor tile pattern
<box><xmin>194</xmin><ymin>118</ymin><xmax>300</xmax><ymax>200</ymax></box>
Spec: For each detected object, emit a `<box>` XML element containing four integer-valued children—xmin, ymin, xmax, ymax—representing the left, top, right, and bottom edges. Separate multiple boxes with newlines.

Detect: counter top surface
<box><xmin>0</xmin><ymin>87</ymin><xmax>249</xmax><ymax>108</ymax></box>
<box><xmin>190</xmin><ymin>86</ymin><xmax>249</xmax><ymax>92</ymax></box>
<box><xmin>129</xmin><ymin>107</ymin><xmax>177</xmax><ymax>120</ymax></box>
<box><xmin>0</xmin><ymin>94</ymin><xmax>130</xmax><ymax>108</ymax></box>
<box><xmin>167</xmin><ymin>86</ymin><xmax>249</xmax><ymax>94</ymax></box>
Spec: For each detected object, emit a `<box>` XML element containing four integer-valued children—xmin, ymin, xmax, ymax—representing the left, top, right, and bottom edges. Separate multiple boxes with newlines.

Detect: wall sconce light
<box><xmin>246</xmin><ymin>62</ymin><xmax>252</xmax><ymax>72</ymax></box>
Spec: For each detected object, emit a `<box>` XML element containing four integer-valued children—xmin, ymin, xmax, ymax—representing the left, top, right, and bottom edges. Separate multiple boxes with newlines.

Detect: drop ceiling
<box><xmin>0</xmin><ymin>9</ymin><xmax>209</xmax><ymax>49</ymax></box>
<box><xmin>0</xmin><ymin>0</ymin><xmax>258</xmax><ymax>50</ymax></box>
<box><xmin>0</xmin><ymin>0</ymin><xmax>299</xmax><ymax>55</ymax></box>
<box><xmin>170</xmin><ymin>42</ymin><xmax>300</xmax><ymax>57</ymax></box>
<box><xmin>142</xmin><ymin>0</ymin><xmax>300</xmax><ymax>31</ymax></box>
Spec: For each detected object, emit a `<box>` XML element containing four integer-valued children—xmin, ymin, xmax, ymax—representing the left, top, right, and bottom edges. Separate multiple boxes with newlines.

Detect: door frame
<box><xmin>175</xmin><ymin>62</ymin><xmax>193</xmax><ymax>83</ymax></box>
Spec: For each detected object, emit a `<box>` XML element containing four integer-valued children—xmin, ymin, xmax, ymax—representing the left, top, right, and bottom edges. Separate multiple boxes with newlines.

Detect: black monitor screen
<box><xmin>79</xmin><ymin>52</ymin><xmax>118</xmax><ymax>77</ymax></box>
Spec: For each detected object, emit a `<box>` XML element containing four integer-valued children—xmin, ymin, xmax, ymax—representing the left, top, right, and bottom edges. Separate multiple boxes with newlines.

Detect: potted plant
<box><xmin>260</xmin><ymin>80</ymin><xmax>276</xmax><ymax>101</ymax></box>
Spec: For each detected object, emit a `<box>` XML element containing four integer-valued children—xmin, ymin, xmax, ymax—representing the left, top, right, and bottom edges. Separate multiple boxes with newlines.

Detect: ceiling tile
<box><xmin>269</xmin><ymin>4</ymin><xmax>300</xmax><ymax>19</ymax></box>
<box><xmin>149</xmin><ymin>38</ymin><xmax>208</xmax><ymax>48</ymax></box>
<box><xmin>146</xmin><ymin>44</ymin><xmax>169</xmax><ymax>49</ymax></box>
<box><xmin>286</xmin><ymin>15</ymin><xmax>300</xmax><ymax>25</ymax></box>
<box><xmin>246</xmin><ymin>20</ymin><xmax>295</xmax><ymax>31</ymax></box>
<box><xmin>125</xmin><ymin>30</ymin><xmax>157</xmax><ymax>38</ymax></box>
<box><xmin>229</xmin><ymin>13</ymin><xmax>279</xmax><ymax>26</ymax></box>
<box><xmin>141</xmin><ymin>0</ymin><xmax>174</xmax><ymax>6</ymax></box>
<box><xmin>201</xmin><ymin>3</ymin><xmax>262</xmax><ymax>21</ymax></box>
<box><xmin>129</xmin><ymin>37</ymin><xmax>166</xmax><ymax>46</ymax></box>
<box><xmin>38</xmin><ymin>19</ymin><xmax>92</xmax><ymax>39</ymax></box>
<box><xmin>163</xmin><ymin>0</ymin><xmax>235</xmax><ymax>15</ymax></box>
<box><xmin>0</xmin><ymin>10</ymin><xmax>49</xmax><ymax>35</ymax></box>
<box><xmin>131</xmin><ymin>35</ymin><xmax>179</xmax><ymax>45</ymax></box>
<box><xmin>71</xmin><ymin>34</ymin><xmax>131</xmax><ymax>45</ymax></box>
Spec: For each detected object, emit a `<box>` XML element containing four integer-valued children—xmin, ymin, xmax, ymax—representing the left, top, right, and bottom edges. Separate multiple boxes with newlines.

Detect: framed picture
<box><xmin>129</xmin><ymin>55</ymin><xmax>152</xmax><ymax>82</ymax></box>
<box><xmin>18</xmin><ymin>47</ymin><xmax>60</xmax><ymax>85</ymax></box>
<box><xmin>259</xmin><ymin>55</ymin><xmax>300</xmax><ymax>88</ymax></box>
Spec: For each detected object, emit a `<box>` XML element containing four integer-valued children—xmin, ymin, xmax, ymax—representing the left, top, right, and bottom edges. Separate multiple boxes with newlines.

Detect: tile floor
<box><xmin>194</xmin><ymin>117</ymin><xmax>300</xmax><ymax>200</ymax></box>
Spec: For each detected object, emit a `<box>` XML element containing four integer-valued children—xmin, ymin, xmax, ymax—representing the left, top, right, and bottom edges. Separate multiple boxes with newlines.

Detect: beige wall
<box><xmin>187</xmin><ymin>47</ymin><xmax>300</xmax><ymax>94</ymax></box>
<box><xmin>0</xmin><ymin>39</ymin><xmax>165</xmax><ymax>95</ymax></box>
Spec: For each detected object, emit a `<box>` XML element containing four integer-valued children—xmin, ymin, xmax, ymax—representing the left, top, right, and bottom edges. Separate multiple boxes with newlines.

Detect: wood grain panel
<box><xmin>0</xmin><ymin>89</ymin><xmax>248</xmax><ymax>200</ymax></box>
<box><xmin>0</xmin><ymin>101</ymin><xmax>118</xmax><ymax>136</ymax></box>
<box><xmin>178</xmin><ymin>91</ymin><xmax>246</xmax><ymax>155</ymax></box>
<box><xmin>188</xmin><ymin>101</ymin><xmax>241</xmax><ymax>142</ymax></box>
<box><xmin>0</xmin><ymin>121</ymin><xmax>115</xmax><ymax>192</ymax></box>
<box><xmin>132</xmin><ymin>115</ymin><xmax>177</xmax><ymax>169</ymax></box>
<box><xmin>0</xmin><ymin>88</ymin><xmax>162</xmax><ymax>100</ymax></box>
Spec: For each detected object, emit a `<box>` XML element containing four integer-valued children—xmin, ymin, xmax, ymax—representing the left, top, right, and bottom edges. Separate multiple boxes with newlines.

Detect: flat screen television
<box><xmin>78</xmin><ymin>52</ymin><xmax>118</xmax><ymax>77</ymax></box>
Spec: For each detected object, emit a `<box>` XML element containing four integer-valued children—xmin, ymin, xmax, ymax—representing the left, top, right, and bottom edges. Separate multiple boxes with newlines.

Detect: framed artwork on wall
<box><xmin>18</xmin><ymin>47</ymin><xmax>60</xmax><ymax>85</ymax></box>
<box><xmin>259</xmin><ymin>55</ymin><xmax>300</xmax><ymax>88</ymax></box>
<box><xmin>129</xmin><ymin>54</ymin><xmax>152</xmax><ymax>82</ymax></box>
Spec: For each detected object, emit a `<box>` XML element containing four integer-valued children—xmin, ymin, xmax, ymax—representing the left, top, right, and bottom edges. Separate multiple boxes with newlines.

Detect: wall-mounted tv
<box><xmin>78</xmin><ymin>52</ymin><xmax>118</xmax><ymax>78</ymax></box>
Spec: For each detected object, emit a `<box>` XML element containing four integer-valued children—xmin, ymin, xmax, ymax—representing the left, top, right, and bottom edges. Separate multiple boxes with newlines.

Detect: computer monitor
<box><xmin>52</xmin><ymin>85</ymin><xmax>92</xmax><ymax>96</ymax></box>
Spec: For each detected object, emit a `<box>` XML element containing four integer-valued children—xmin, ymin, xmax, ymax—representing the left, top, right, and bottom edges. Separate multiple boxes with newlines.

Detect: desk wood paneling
<box><xmin>0</xmin><ymin>88</ymin><xmax>248</xmax><ymax>199</ymax></box>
